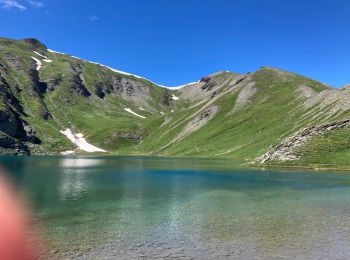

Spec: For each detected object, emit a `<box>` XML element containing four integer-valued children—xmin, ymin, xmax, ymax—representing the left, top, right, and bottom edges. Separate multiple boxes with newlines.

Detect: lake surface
<box><xmin>2</xmin><ymin>156</ymin><xmax>350</xmax><ymax>259</ymax></box>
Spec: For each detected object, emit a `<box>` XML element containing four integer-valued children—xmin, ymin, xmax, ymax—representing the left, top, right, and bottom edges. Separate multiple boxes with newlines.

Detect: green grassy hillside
<box><xmin>1</xmin><ymin>37</ymin><xmax>349</xmax><ymax>168</ymax></box>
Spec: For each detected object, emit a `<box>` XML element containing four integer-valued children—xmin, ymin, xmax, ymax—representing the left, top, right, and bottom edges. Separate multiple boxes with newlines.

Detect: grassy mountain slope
<box><xmin>257</xmin><ymin>120</ymin><xmax>350</xmax><ymax>169</ymax></box>
<box><xmin>1</xmin><ymin>37</ymin><xmax>349</xmax><ymax>168</ymax></box>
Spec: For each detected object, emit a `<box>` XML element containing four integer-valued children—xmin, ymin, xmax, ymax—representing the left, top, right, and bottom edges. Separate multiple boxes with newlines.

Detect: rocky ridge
<box><xmin>255</xmin><ymin>120</ymin><xmax>350</xmax><ymax>163</ymax></box>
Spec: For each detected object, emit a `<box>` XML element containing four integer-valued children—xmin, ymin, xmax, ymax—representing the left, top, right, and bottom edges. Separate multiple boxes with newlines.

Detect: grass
<box><xmin>263</xmin><ymin>127</ymin><xmax>350</xmax><ymax>169</ymax></box>
<box><xmin>1</xmin><ymin>37</ymin><xmax>350</xmax><ymax>169</ymax></box>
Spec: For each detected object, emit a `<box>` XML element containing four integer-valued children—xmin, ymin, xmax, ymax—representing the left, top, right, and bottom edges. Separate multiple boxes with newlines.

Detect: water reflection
<box><xmin>60</xmin><ymin>158</ymin><xmax>105</xmax><ymax>168</ymax></box>
<box><xmin>58</xmin><ymin>158</ymin><xmax>107</xmax><ymax>201</ymax></box>
<box><xmin>59</xmin><ymin>168</ymin><xmax>89</xmax><ymax>201</ymax></box>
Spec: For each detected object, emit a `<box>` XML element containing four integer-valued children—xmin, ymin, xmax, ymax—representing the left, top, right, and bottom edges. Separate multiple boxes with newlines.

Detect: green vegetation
<box><xmin>264</xmin><ymin>127</ymin><xmax>350</xmax><ymax>170</ymax></box>
<box><xmin>0</xmin><ymin>37</ymin><xmax>350</xmax><ymax>169</ymax></box>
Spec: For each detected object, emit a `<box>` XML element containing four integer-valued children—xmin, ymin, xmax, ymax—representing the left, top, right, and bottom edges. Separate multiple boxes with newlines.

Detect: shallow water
<box><xmin>2</xmin><ymin>156</ymin><xmax>350</xmax><ymax>259</ymax></box>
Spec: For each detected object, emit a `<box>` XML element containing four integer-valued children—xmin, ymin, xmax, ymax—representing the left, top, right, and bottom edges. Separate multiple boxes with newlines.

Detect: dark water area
<box><xmin>2</xmin><ymin>156</ymin><xmax>350</xmax><ymax>259</ymax></box>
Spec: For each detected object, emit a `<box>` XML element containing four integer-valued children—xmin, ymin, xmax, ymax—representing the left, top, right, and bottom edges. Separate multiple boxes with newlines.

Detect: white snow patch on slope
<box><xmin>33</xmin><ymin>51</ymin><xmax>53</xmax><ymax>63</ymax></box>
<box><xmin>160</xmin><ymin>112</ymin><xmax>165</xmax><ymax>115</ymax></box>
<box><xmin>172</xmin><ymin>94</ymin><xmax>179</xmax><ymax>100</ymax></box>
<box><xmin>33</xmin><ymin>51</ymin><xmax>48</xmax><ymax>59</ymax></box>
<box><xmin>75</xmin><ymin>133</ymin><xmax>84</xmax><ymax>138</ymax></box>
<box><xmin>124</xmin><ymin>108</ymin><xmax>146</xmax><ymax>118</ymax></box>
<box><xmin>31</xmin><ymin>57</ymin><xmax>42</xmax><ymax>70</ymax></box>
<box><xmin>139</xmin><ymin>107</ymin><xmax>145</xmax><ymax>111</ymax></box>
<box><xmin>47</xmin><ymin>48</ymin><xmax>198</xmax><ymax>90</ymax></box>
<box><xmin>60</xmin><ymin>128</ymin><xmax>106</xmax><ymax>152</ymax></box>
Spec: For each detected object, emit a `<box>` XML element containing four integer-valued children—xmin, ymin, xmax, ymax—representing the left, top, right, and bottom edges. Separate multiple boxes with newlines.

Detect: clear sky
<box><xmin>1</xmin><ymin>0</ymin><xmax>349</xmax><ymax>87</ymax></box>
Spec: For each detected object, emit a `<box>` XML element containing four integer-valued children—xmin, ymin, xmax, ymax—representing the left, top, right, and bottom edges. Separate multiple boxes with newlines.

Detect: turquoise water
<box><xmin>2</xmin><ymin>156</ymin><xmax>350</xmax><ymax>259</ymax></box>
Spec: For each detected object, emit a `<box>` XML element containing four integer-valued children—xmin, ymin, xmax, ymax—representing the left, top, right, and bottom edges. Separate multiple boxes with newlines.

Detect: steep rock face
<box><xmin>0</xmin><ymin>38</ymin><xmax>47</xmax><ymax>154</ymax></box>
<box><xmin>200</xmin><ymin>75</ymin><xmax>217</xmax><ymax>91</ymax></box>
<box><xmin>44</xmin><ymin>76</ymin><xmax>62</xmax><ymax>92</ymax></box>
<box><xmin>0</xmin><ymin>135</ymin><xmax>29</xmax><ymax>155</ymax></box>
<box><xmin>0</xmin><ymin>107</ymin><xmax>39</xmax><ymax>155</ymax></box>
<box><xmin>112</xmin><ymin>76</ymin><xmax>147</xmax><ymax>98</ymax></box>
<box><xmin>0</xmin><ymin>77</ymin><xmax>25</xmax><ymax>114</ymax></box>
<box><xmin>69</xmin><ymin>64</ymin><xmax>91</xmax><ymax>97</ymax></box>
<box><xmin>91</xmin><ymin>73</ymin><xmax>159</xmax><ymax>109</ymax></box>
<box><xmin>0</xmin><ymin>109</ymin><xmax>41</xmax><ymax>144</ymax></box>
<box><xmin>93</xmin><ymin>82</ymin><xmax>106</xmax><ymax>98</ymax></box>
<box><xmin>28</xmin><ymin>65</ymin><xmax>50</xmax><ymax>98</ymax></box>
<box><xmin>0</xmin><ymin>110</ymin><xmax>20</xmax><ymax>137</ymax></box>
<box><xmin>256</xmin><ymin>120</ymin><xmax>350</xmax><ymax>163</ymax></box>
<box><xmin>162</xmin><ymin>90</ymin><xmax>172</xmax><ymax>106</ymax></box>
<box><xmin>1</xmin><ymin>48</ymin><xmax>51</xmax><ymax>120</ymax></box>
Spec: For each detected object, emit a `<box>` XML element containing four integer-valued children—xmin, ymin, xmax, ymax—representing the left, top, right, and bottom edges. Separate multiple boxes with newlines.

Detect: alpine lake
<box><xmin>2</xmin><ymin>156</ymin><xmax>350</xmax><ymax>259</ymax></box>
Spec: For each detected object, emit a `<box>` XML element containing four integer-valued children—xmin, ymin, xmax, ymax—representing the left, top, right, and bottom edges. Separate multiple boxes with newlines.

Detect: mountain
<box><xmin>1</xmin><ymin>37</ymin><xmax>350</xmax><ymax>168</ymax></box>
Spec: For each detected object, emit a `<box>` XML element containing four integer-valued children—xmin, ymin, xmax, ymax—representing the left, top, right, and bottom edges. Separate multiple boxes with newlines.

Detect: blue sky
<box><xmin>1</xmin><ymin>0</ymin><xmax>350</xmax><ymax>87</ymax></box>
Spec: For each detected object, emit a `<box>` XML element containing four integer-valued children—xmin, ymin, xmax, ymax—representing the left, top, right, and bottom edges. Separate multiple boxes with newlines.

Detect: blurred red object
<box><xmin>0</xmin><ymin>173</ymin><xmax>37</xmax><ymax>260</ymax></box>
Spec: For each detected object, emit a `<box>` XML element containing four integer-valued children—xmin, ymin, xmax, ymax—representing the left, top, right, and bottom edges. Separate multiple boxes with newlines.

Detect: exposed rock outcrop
<box><xmin>298</xmin><ymin>85</ymin><xmax>350</xmax><ymax>116</ymax></box>
<box><xmin>0</xmin><ymin>135</ymin><xmax>30</xmax><ymax>155</ymax></box>
<box><xmin>0</xmin><ymin>107</ymin><xmax>38</xmax><ymax>155</ymax></box>
<box><xmin>162</xmin><ymin>90</ymin><xmax>172</xmax><ymax>106</ymax></box>
<box><xmin>45</xmin><ymin>76</ymin><xmax>62</xmax><ymax>91</ymax></box>
<box><xmin>162</xmin><ymin>105</ymin><xmax>219</xmax><ymax>150</ymax></box>
<box><xmin>91</xmin><ymin>74</ymin><xmax>156</xmax><ymax>109</ymax></box>
<box><xmin>0</xmin><ymin>77</ymin><xmax>25</xmax><ymax>114</ymax></box>
<box><xmin>0</xmin><ymin>109</ymin><xmax>41</xmax><ymax>144</ymax></box>
<box><xmin>200</xmin><ymin>76</ymin><xmax>216</xmax><ymax>91</ymax></box>
<box><xmin>23</xmin><ymin>38</ymin><xmax>47</xmax><ymax>51</ymax></box>
<box><xmin>112</xmin><ymin>131</ymin><xmax>141</xmax><ymax>140</ymax></box>
<box><xmin>69</xmin><ymin>64</ymin><xmax>91</xmax><ymax>97</ymax></box>
<box><xmin>232</xmin><ymin>82</ymin><xmax>256</xmax><ymax>112</ymax></box>
<box><xmin>1</xmin><ymin>50</ymin><xmax>51</xmax><ymax>120</ymax></box>
<box><xmin>93</xmin><ymin>83</ymin><xmax>105</xmax><ymax>98</ymax></box>
<box><xmin>256</xmin><ymin>120</ymin><xmax>350</xmax><ymax>163</ymax></box>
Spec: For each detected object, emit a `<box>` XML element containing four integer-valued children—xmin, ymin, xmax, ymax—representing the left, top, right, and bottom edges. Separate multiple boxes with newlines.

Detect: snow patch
<box><xmin>32</xmin><ymin>51</ymin><xmax>53</xmax><ymax>66</ymax></box>
<box><xmin>172</xmin><ymin>94</ymin><xmax>179</xmax><ymax>100</ymax></box>
<box><xmin>75</xmin><ymin>133</ymin><xmax>84</xmax><ymax>138</ymax></box>
<box><xmin>31</xmin><ymin>57</ymin><xmax>42</xmax><ymax>71</ymax></box>
<box><xmin>60</xmin><ymin>128</ymin><xmax>106</xmax><ymax>152</ymax></box>
<box><xmin>124</xmin><ymin>108</ymin><xmax>146</xmax><ymax>118</ymax></box>
<box><xmin>160</xmin><ymin>112</ymin><xmax>165</xmax><ymax>115</ymax></box>
<box><xmin>33</xmin><ymin>51</ymin><xmax>48</xmax><ymax>59</ymax></box>
<box><xmin>139</xmin><ymin>107</ymin><xmax>145</xmax><ymax>111</ymax></box>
